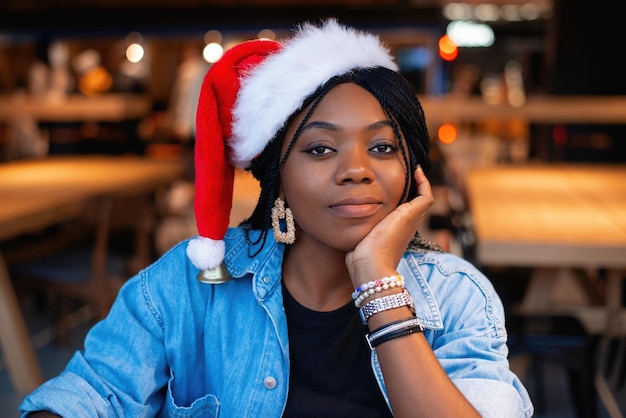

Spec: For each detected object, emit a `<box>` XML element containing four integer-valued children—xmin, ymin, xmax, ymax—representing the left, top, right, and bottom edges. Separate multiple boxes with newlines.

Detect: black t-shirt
<box><xmin>282</xmin><ymin>282</ymin><xmax>393</xmax><ymax>417</ymax></box>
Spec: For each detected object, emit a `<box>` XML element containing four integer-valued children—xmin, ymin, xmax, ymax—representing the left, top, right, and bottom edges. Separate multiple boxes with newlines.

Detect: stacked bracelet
<box><xmin>352</xmin><ymin>274</ymin><xmax>404</xmax><ymax>308</ymax></box>
<box><xmin>358</xmin><ymin>288</ymin><xmax>415</xmax><ymax>324</ymax></box>
<box><xmin>366</xmin><ymin>317</ymin><xmax>425</xmax><ymax>349</ymax></box>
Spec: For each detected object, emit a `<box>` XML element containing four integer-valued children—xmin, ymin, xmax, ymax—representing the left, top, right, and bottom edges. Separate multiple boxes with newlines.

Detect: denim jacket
<box><xmin>20</xmin><ymin>228</ymin><xmax>533</xmax><ymax>417</ymax></box>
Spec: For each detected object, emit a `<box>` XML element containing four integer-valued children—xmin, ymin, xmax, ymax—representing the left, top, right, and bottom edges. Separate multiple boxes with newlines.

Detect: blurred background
<box><xmin>1</xmin><ymin>0</ymin><xmax>625</xmax><ymax>163</ymax></box>
<box><xmin>1</xmin><ymin>1</ymin><xmax>625</xmax><ymax>417</ymax></box>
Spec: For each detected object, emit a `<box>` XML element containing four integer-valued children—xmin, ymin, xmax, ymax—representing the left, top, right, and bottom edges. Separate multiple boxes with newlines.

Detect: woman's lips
<box><xmin>329</xmin><ymin>197</ymin><xmax>381</xmax><ymax>217</ymax></box>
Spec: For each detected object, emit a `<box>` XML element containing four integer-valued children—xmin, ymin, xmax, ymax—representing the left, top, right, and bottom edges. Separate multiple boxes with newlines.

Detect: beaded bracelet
<box><xmin>365</xmin><ymin>317</ymin><xmax>425</xmax><ymax>349</ymax></box>
<box><xmin>352</xmin><ymin>274</ymin><xmax>404</xmax><ymax>308</ymax></box>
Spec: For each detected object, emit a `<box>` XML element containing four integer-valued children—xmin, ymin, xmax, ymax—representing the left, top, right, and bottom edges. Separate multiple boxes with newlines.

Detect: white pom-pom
<box><xmin>186</xmin><ymin>236</ymin><xmax>225</xmax><ymax>270</ymax></box>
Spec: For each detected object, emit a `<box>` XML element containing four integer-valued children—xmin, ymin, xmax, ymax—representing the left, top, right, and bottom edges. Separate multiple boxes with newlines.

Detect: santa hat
<box><xmin>186</xmin><ymin>19</ymin><xmax>398</xmax><ymax>272</ymax></box>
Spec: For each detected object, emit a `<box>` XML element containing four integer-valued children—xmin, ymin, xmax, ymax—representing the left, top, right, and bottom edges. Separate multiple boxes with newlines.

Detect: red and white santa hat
<box><xmin>186</xmin><ymin>19</ymin><xmax>398</xmax><ymax>271</ymax></box>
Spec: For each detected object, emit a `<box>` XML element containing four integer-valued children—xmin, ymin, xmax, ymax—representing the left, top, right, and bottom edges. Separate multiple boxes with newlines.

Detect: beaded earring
<box><xmin>271</xmin><ymin>197</ymin><xmax>296</xmax><ymax>244</ymax></box>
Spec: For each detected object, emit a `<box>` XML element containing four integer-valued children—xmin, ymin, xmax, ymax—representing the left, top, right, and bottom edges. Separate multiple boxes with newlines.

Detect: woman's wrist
<box><xmin>366</xmin><ymin>303</ymin><xmax>417</xmax><ymax>329</ymax></box>
<box><xmin>350</xmin><ymin>267</ymin><xmax>400</xmax><ymax>288</ymax></box>
<box><xmin>365</xmin><ymin>317</ymin><xmax>425</xmax><ymax>349</ymax></box>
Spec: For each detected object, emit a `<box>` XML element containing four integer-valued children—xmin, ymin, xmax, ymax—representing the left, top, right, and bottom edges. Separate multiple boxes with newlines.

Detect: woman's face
<box><xmin>279</xmin><ymin>83</ymin><xmax>409</xmax><ymax>252</ymax></box>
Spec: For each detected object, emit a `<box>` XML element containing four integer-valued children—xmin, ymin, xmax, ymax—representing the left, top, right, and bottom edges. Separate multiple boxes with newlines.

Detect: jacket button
<box><xmin>263</xmin><ymin>376</ymin><xmax>277</xmax><ymax>390</ymax></box>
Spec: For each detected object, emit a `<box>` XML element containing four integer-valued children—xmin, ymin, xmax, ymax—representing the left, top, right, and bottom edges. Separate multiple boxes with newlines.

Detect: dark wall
<box><xmin>533</xmin><ymin>0</ymin><xmax>626</xmax><ymax>163</ymax></box>
<box><xmin>548</xmin><ymin>0</ymin><xmax>625</xmax><ymax>95</ymax></box>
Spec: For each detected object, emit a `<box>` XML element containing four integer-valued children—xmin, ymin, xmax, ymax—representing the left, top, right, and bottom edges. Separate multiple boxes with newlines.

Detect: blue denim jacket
<box><xmin>20</xmin><ymin>228</ymin><xmax>533</xmax><ymax>417</ymax></box>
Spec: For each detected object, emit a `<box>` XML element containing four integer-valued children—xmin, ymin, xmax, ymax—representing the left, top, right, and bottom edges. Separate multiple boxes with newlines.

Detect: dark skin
<box><xmin>279</xmin><ymin>83</ymin><xmax>480</xmax><ymax>417</ymax></box>
<box><xmin>28</xmin><ymin>83</ymin><xmax>480</xmax><ymax>418</ymax></box>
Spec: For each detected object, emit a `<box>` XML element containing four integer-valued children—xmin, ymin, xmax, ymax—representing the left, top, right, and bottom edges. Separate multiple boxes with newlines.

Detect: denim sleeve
<box><xmin>19</xmin><ymin>270</ymin><xmax>168</xmax><ymax>417</ymax></box>
<box><xmin>411</xmin><ymin>254</ymin><xmax>534</xmax><ymax>418</ymax></box>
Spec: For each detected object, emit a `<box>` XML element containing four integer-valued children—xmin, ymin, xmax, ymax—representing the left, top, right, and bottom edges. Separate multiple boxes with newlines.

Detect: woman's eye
<box><xmin>371</xmin><ymin>143</ymin><xmax>397</xmax><ymax>154</ymax></box>
<box><xmin>306</xmin><ymin>145</ymin><xmax>334</xmax><ymax>156</ymax></box>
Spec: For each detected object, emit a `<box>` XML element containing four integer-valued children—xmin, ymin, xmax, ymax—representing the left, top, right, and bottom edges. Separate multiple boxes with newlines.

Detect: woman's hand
<box><xmin>345</xmin><ymin>166</ymin><xmax>434</xmax><ymax>287</ymax></box>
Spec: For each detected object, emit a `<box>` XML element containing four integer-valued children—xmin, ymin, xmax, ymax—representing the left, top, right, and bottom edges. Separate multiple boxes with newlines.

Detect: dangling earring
<box><xmin>271</xmin><ymin>197</ymin><xmax>295</xmax><ymax>244</ymax></box>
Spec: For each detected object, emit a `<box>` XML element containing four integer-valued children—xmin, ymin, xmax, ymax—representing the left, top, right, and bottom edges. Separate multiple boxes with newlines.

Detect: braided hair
<box><xmin>241</xmin><ymin>66</ymin><xmax>443</xmax><ymax>256</ymax></box>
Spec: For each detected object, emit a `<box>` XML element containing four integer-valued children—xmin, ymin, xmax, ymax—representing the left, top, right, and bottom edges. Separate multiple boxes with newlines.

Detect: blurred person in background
<box><xmin>167</xmin><ymin>42</ymin><xmax>209</xmax><ymax>150</ymax></box>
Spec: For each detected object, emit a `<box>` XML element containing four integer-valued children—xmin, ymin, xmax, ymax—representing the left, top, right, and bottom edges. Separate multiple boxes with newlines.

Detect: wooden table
<box><xmin>466</xmin><ymin>164</ymin><xmax>626</xmax><ymax>270</ymax></box>
<box><xmin>0</xmin><ymin>155</ymin><xmax>184</xmax><ymax>394</ymax></box>
<box><xmin>466</xmin><ymin>164</ymin><xmax>626</xmax><ymax>324</ymax></box>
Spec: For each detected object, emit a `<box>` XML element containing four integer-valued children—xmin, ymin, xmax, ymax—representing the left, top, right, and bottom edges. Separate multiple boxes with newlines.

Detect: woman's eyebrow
<box><xmin>369</xmin><ymin>120</ymin><xmax>393</xmax><ymax>130</ymax></box>
<box><xmin>301</xmin><ymin>119</ymin><xmax>392</xmax><ymax>133</ymax></box>
<box><xmin>301</xmin><ymin>120</ymin><xmax>338</xmax><ymax>132</ymax></box>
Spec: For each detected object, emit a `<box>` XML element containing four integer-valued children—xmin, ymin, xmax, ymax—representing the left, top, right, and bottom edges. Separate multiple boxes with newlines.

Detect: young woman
<box><xmin>21</xmin><ymin>19</ymin><xmax>533</xmax><ymax>417</ymax></box>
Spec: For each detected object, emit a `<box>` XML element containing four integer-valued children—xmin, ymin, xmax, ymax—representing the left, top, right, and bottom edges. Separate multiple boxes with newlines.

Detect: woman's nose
<box><xmin>334</xmin><ymin>145</ymin><xmax>374</xmax><ymax>184</ymax></box>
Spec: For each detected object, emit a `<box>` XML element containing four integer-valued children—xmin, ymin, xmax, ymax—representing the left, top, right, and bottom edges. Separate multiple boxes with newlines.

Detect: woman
<box><xmin>20</xmin><ymin>19</ymin><xmax>533</xmax><ymax>417</ymax></box>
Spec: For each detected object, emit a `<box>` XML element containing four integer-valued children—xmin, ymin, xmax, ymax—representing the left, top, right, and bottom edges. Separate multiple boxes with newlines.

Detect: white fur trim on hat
<box><xmin>230</xmin><ymin>19</ymin><xmax>398</xmax><ymax>169</ymax></box>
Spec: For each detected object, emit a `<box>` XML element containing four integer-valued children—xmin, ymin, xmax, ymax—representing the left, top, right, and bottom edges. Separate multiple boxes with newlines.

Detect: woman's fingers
<box><xmin>415</xmin><ymin>165</ymin><xmax>434</xmax><ymax>201</ymax></box>
<box><xmin>390</xmin><ymin>166</ymin><xmax>434</xmax><ymax>232</ymax></box>
<box><xmin>404</xmin><ymin>164</ymin><xmax>434</xmax><ymax>228</ymax></box>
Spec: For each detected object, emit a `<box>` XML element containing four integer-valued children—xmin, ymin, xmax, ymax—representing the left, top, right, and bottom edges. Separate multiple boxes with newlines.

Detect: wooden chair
<box><xmin>595</xmin><ymin>272</ymin><xmax>626</xmax><ymax>418</ymax></box>
<box><xmin>597</xmin><ymin>334</ymin><xmax>626</xmax><ymax>418</ymax></box>
<box><xmin>10</xmin><ymin>193</ymin><xmax>155</xmax><ymax>344</ymax></box>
